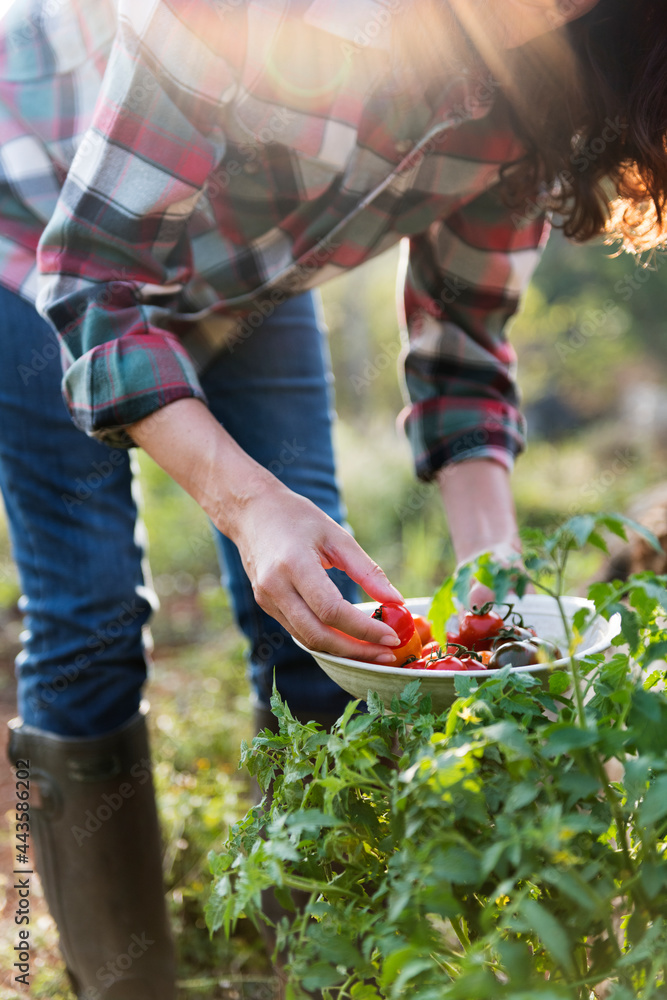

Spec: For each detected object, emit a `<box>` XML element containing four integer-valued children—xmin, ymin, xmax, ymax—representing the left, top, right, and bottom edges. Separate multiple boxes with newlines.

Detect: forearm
<box><xmin>128</xmin><ymin>397</ymin><xmax>274</xmax><ymax>540</ymax></box>
<box><xmin>437</xmin><ymin>458</ymin><xmax>521</xmax><ymax>565</ymax></box>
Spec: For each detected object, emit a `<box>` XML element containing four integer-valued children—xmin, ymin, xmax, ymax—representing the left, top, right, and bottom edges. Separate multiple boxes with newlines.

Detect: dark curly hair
<box><xmin>501</xmin><ymin>0</ymin><xmax>667</xmax><ymax>253</ymax></box>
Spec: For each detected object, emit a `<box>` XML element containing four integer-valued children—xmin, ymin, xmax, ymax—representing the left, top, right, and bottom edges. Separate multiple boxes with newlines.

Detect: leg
<box><xmin>0</xmin><ymin>284</ymin><xmax>175</xmax><ymax>997</ymax></box>
<box><xmin>200</xmin><ymin>291</ymin><xmax>359</xmax><ymax>718</ymax></box>
<box><xmin>0</xmin><ymin>286</ymin><xmax>153</xmax><ymax>736</ymax></box>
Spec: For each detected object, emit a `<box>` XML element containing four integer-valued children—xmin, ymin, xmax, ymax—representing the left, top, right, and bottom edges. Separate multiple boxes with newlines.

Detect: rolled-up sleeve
<box><xmin>401</xmin><ymin>180</ymin><xmax>550</xmax><ymax>480</ymax></box>
<box><xmin>36</xmin><ymin>0</ymin><xmax>236</xmax><ymax>447</ymax></box>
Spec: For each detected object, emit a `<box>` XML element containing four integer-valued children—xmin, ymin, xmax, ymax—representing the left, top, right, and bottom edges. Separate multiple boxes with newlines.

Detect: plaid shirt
<box><xmin>0</xmin><ymin>0</ymin><xmax>548</xmax><ymax>476</ymax></box>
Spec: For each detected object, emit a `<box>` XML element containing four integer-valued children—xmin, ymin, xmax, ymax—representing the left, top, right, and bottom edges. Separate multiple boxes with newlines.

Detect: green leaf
<box><xmin>614</xmin><ymin>514</ymin><xmax>662</xmax><ymax>554</ymax></box>
<box><xmin>504</xmin><ymin>781</ymin><xmax>539</xmax><ymax>812</ymax></box>
<box><xmin>560</xmin><ymin>514</ymin><xmax>597</xmax><ymax>548</ymax></box>
<box><xmin>606</xmin><ymin>602</ymin><xmax>641</xmax><ymax>652</ymax></box>
<box><xmin>428</xmin><ymin>576</ymin><xmax>456</xmax><ymax>644</ymax></box>
<box><xmin>549</xmin><ymin>670</ymin><xmax>571</xmax><ymax>695</ymax></box>
<box><xmin>639</xmin><ymin>774</ymin><xmax>667</xmax><ymax>827</ymax></box>
<box><xmin>350</xmin><ymin>984</ymin><xmax>382</xmax><ymax>1000</ymax></box>
<box><xmin>380</xmin><ymin>946</ymin><xmax>428</xmax><ymax>991</ymax></box>
<box><xmin>641</xmin><ymin>640</ymin><xmax>667</xmax><ymax>668</ymax></box>
<box><xmin>433</xmin><ymin>844</ymin><xmax>481</xmax><ymax>884</ymax></box>
<box><xmin>516</xmin><ymin>898</ymin><xmax>575</xmax><ymax>974</ymax></box>
<box><xmin>631</xmin><ymin>576</ymin><xmax>667</xmax><ymax>612</ymax></box>
<box><xmin>285</xmin><ymin>809</ymin><xmax>344</xmax><ymax>834</ymax></box>
<box><xmin>588</xmin><ymin>530</ymin><xmax>609</xmax><ymax>553</ymax></box>
<box><xmin>628</xmin><ymin>688</ymin><xmax>667</xmax><ymax>753</ymax></box>
<box><xmin>556</xmin><ymin>771</ymin><xmax>600</xmax><ymax>806</ymax></box>
<box><xmin>301</xmin><ymin>962</ymin><xmax>345</xmax><ymax>990</ymax></box>
<box><xmin>543</xmin><ymin>724</ymin><xmax>599</xmax><ymax>757</ymax></box>
<box><xmin>367</xmin><ymin>690</ymin><xmax>385</xmax><ymax>716</ymax></box>
<box><xmin>453</xmin><ymin>673</ymin><xmax>479</xmax><ymax>697</ymax></box>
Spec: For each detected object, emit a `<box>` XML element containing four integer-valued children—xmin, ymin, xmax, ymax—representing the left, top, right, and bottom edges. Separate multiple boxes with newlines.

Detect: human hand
<box><xmin>465</xmin><ymin>545</ymin><xmax>531</xmax><ymax>611</ymax></box>
<box><xmin>231</xmin><ymin>478</ymin><xmax>405</xmax><ymax>662</ymax></box>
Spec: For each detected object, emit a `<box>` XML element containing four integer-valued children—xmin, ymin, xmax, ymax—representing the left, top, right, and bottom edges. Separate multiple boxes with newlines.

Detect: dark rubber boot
<box><xmin>7</xmin><ymin>706</ymin><xmax>176</xmax><ymax>999</ymax></box>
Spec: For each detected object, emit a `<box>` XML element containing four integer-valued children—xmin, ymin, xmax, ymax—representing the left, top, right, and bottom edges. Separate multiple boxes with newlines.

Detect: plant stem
<box><xmin>449</xmin><ymin>916</ymin><xmax>470</xmax><ymax>951</ymax></box>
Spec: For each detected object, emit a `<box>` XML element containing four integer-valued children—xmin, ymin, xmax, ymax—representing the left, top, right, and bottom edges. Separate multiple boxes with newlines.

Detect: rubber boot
<box><xmin>253</xmin><ymin>704</ymin><xmax>342</xmax><ymax>1000</ymax></box>
<box><xmin>7</xmin><ymin>705</ymin><xmax>176</xmax><ymax>999</ymax></box>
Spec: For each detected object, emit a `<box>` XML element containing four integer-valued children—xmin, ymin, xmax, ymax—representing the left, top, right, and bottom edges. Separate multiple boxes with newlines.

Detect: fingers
<box><xmin>255</xmin><ymin>568</ymin><xmax>401</xmax><ymax>662</ymax></box>
<box><xmin>467</xmin><ymin>580</ymin><xmax>497</xmax><ymax>611</ymax></box>
<box><xmin>321</xmin><ymin>530</ymin><xmax>404</xmax><ymax>605</ymax></box>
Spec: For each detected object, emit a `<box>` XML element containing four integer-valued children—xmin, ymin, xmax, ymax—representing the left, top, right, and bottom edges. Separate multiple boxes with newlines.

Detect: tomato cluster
<box><xmin>365</xmin><ymin>602</ymin><xmax>559</xmax><ymax>671</ymax></box>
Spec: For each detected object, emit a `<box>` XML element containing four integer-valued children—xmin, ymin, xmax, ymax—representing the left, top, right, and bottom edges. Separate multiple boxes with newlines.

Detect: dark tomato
<box><xmin>488</xmin><ymin>641</ymin><xmax>539</xmax><ymax>669</ymax></box>
<box><xmin>488</xmin><ymin>638</ymin><xmax>561</xmax><ymax>670</ymax></box>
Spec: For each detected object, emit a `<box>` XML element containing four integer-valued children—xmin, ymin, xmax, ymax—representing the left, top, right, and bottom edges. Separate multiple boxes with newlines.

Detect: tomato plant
<box><xmin>208</xmin><ymin>514</ymin><xmax>667</xmax><ymax>1000</ymax></box>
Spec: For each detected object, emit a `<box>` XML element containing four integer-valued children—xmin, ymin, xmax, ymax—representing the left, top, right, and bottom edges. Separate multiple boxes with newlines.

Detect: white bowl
<box><xmin>294</xmin><ymin>594</ymin><xmax>621</xmax><ymax>714</ymax></box>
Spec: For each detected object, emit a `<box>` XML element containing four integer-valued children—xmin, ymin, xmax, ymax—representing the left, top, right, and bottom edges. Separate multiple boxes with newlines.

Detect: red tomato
<box><xmin>459</xmin><ymin>652</ymin><xmax>490</xmax><ymax>670</ymax></box>
<box><xmin>425</xmin><ymin>654</ymin><xmax>468</xmax><ymax>671</ymax></box>
<box><xmin>458</xmin><ymin>607</ymin><xmax>505</xmax><ymax>651</ymax></box>
<box><xmin>372</xmin><ymin>602</ymin><xmax>422</xmax><ymax>665</ymax></box>
<box><xmin>422</xmin><ymin>640</ymin><xmax>442</xmax><ymax>658</ymax></box>
<box><xmin>412</xmin><ymin>614</ymin><xmax>434</xmax><ymax>645</ymax></box>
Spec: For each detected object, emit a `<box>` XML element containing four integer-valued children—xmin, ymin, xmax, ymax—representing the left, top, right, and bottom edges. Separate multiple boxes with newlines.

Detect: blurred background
<box><xmin>1</xmin><ymin>230</ymin><xmax>667</xmax><ymax>996</ymax></box>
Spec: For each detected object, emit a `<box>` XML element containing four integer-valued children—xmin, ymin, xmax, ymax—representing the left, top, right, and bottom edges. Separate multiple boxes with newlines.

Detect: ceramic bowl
<box><xmin>294</xmin><ymin>593</ymin><xmax>621</xmax><ymax>714</ymax></box>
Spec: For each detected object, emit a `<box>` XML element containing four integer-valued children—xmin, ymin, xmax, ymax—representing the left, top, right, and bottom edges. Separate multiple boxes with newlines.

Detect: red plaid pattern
<box><xmin>0</xmin><ymin>0</ymin><xmax>548</xmax><ymax>469</ymax></box>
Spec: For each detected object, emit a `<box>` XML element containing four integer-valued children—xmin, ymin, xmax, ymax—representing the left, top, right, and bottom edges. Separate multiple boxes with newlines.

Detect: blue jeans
<box><xmin>0</xmin><ymin>284</ymin><xmax>356</xmax><ymax>736</ymax></box>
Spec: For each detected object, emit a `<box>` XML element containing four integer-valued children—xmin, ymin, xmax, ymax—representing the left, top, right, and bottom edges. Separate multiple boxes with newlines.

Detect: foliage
<box><xmin>207</xmin><ymin>515</ymin><xmax>667</xmax><ymax>999</ymax></box>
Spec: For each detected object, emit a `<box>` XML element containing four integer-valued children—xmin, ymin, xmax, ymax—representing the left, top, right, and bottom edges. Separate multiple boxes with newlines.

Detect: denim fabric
<box><xmin>0</xmin><ymin>285</ymin><xmax>151</xmax><ymax>735</ymax></box>
<box><xmin>0</xmin><ymin>285</ymin><xmax>355</xmax><ymax>734</ymax></box>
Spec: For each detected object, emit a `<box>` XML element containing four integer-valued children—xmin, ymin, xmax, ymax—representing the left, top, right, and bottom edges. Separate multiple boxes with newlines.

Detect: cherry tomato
<box><xmin>425</xmin><ymin>654</ymin><xmax>468</xmax><ymax>671</ymax></box>
<box><xmin>445</xmin><ymin>631</ymin><xmax>464</xmax><ymax>654</ymax></box>
<box><xmin>458</xmin><ymin>606</ymin><xmax>505</xmax><ymax>651</ymax></box>
<box><xmin>488</xmin><ymin>637</ymin><xmax>560</xmax><ymax>670</ymax></box>
<box><xmin>459</xmin><ymin>649</ymin><xmax>492</xmax><ymax>670</ymax></box>
<box><xmin>412</xmin><ymin>614</ymin><xmax>435</xmax><ymax>645</ymax></box>
<box><xmin>492</xmin><ymin>624</ymin><xmax>537</xmax><ymax>645</ymax></box>
<box><xmin>422</xmin><ymin>640</ymin><xmax>442</xmax><ymax>658</ymax></box>
<box><xmin>371</xmin><ymin>602</ymin><xmax>422</xmax><ymax>665</ymax></box>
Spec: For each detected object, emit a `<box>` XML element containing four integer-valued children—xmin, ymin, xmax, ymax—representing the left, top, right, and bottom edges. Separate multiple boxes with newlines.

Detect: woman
<box><xmin>2</xmin><ymin>0</ymin><xmax>665</xmax><ymax>993</ymax></box>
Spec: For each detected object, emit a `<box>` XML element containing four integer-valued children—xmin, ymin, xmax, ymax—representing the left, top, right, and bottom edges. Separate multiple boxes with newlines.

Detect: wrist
<box><xmin>437</xmin><ymin>458</ymin><xmax>520</xmax><ymax>565</ymax></box>
<box><xmin>128</xmin><ymin>398</ymin><xmax>275</xmax><ymax>539</ymax></box>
